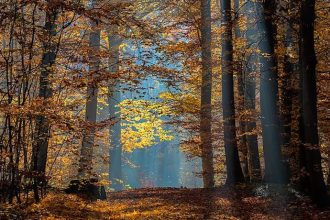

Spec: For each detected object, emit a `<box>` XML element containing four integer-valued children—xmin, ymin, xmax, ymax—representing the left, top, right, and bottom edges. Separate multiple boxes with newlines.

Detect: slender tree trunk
<box><xmin>200</xmin><ymin>0</ymin><xmax>214</xmax><ymax>188</ymax></box>
<box><xmin>244</xmin><ymin>1</ymin><xmax>262</xmax><ymax>182</ymax></box>
<box><xmin>108</xmin><ymin>25</ymin><xmax>123</xmax><ymax>191</ymax></box>
<box><xmin>244</xmin><ymin>74</ymin><xmax>261</xmax><ymax>182</ymax></box>
<box><xmin>32</xmin><ymin>4</ymin><xmax>58</xmax><ymax>202</ymax></box>
<box><xmin>221</xmin><ymin>0</ymin><xmax>244</xmax><ymax>184</ymax></box>
<box><xmin>279</xmin><ymin>0</ymin><xmax>299</xmax><ymax>183</ymax></box>
<box><xmin>234</xmin><ymin>0</ymin><xmax>249</xmax><ymax>180</ymax></box>
<box><xmin>78</xmin><ymin>1</ymin><xmax>101</xmax><ymax>179</ymax></box>
<box><xmin>257</xmin><ymin>0</ymin><xmax>287</xmax><ymax>183</ymax></box>
<box><xmin>237</xmin><ymin>79</ymin><xmax>249</xmax><ymax>180</ymax></box>
<box><xmin>298</xmin><ymin>0</ymin><xmax>328</xmax><ymax>206</ymax></box>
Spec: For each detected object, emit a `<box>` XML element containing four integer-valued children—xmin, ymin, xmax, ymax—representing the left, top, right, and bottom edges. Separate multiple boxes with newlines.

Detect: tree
<box><xmin>298</xmin><ymin>0</ymin><xmax>328</xmax><ymax>206</ymax></box>
<box><xmin>257</xmin><ymin>0</ymin><xmax>287</xmax><ymax>184</ymax></box>
<box><xmin>233</xmin><ymin>0</ymin><xmax>249</xmax><ymax>180</ymax></box>
<box><xmin>200</xmin><ymin>0</ymin><xmax>214</xmax><ymax>188</ymax></box>
<box><xmin>78</xmin><ymin>0</ymin><xmax>101</xmax><ymax>179</ymax></box>
<box><xmin>32</xmin><ymin>1</ymin><xmax>59</xmax><ymax>201</ymax></box>
<box><xmin>242</xmin><ymin>0</ymin><xmax>261</xmax><ymax>182</ymax></box>
<box><xmin>221</xmin><ymin>0</ymin><xmax>244</xmax><ymax>184</ymax></box>
<box><xmin>278</xmin><ymin>0</ymin><xmax>300</xmax><ymax>183</ymax></box>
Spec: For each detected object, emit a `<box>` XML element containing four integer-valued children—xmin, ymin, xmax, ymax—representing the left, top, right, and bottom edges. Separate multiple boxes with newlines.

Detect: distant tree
<box><xmin>108</xmin><ymin>24</ymin><xmax>123</xmax><ymax>191</ymax></box>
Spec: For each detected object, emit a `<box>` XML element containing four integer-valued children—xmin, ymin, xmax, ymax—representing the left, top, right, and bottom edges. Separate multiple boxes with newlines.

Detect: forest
<box><xmin>0</xmin><ymin>0</ymin><xmax>330</xmax><ymax>219</ymax></box>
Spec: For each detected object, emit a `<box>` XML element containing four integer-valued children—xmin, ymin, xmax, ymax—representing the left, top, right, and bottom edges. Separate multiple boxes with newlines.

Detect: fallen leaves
<box><xmin>2</xmin><ymin>185</ymin><xmax>330</xmax><ymax>219</ymax></box>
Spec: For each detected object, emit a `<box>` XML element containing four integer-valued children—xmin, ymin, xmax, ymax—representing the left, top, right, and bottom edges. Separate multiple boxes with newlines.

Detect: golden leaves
<box><xmin>118</xmin><ymin>99</ymin><xmax>174</xmax><ymax>152</ymax></box>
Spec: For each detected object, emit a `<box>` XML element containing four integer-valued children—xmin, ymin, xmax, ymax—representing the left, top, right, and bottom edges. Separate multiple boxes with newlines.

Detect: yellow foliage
<box><xmin>119</xmin><ymin>99</ymin><xmax>174</xmax><ymax>152</ymax></box>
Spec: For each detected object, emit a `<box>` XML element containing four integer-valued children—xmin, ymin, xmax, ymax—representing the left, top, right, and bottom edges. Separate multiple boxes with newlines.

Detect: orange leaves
<box><xmin>165</xmin><ymin>41</ymin><xmax>190</xmax><ymax>54</ymax></box>
<box><xmin>11</xmin><ymin>186</ymin><xmax>330</xmax><ymax>219</ymax></box>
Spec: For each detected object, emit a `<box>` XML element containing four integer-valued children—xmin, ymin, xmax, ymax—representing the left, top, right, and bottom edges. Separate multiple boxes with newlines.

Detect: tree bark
<box><xmin>257</xmin><ymin>0</ymin><xmax>287</xmax><ymax>183</ymax></box>
<box><xmin>32</xmin><ymin>4</ymin><xmax>58</xmax><ymax>202</ymax></box>
<box><xmin>243</xmin><ymin>0</ymin><xmax>262</xmax><ymax>182</ymax></box>
<box><xmin>78</xmin><ymin>0</ymin><xmax>101</xmax><ymax>179</ymax></box>
<box><xmin>298</xmin><ymin>0</ymin><xmax>328</xmax><ymax>206</ymax></box>
<box><xmin>279</xmin><ymin>0</ymin><xmax>300</xmax><ymax>183</ymax></box>
<box><xmin>200</xmin><ymin>0</ymin><xmax>214</xmax><ymax>188</ymax></box>
<box><xmin>234</xmin><ymin>0</ymin><xmax>249</xmax><ymax>181</ymax></box>
<box><xmin>221</xmin><ymin>0</ymin><xmax>244</xmax><ymax>184</ymax></box>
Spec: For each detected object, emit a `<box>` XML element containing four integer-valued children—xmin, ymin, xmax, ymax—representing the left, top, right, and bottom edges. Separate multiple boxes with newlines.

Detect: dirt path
<box><xmin>2</xmin><ymin>186</ymin><xmax>330</xmax><ymax>219</ymax></box>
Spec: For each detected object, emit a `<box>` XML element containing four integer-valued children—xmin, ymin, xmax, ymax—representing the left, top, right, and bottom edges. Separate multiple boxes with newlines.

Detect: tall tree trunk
<box><xmin>32</xmin><ymin>4</ymin><xmax>58</xmax><ymax>202</ymax></box>
<box><xmin>108</xmin><ymin>25</ymin><xmax>123</xmax><ymax>191</ymax></box>
<box><xmin>221</xmin><ymin>0</ymin><xmax>244</xmax><ymax>184</ymax></box>
<box><xmin>234</xmin><ymin>0</ymin><xmax>249</xmax><ymax>181</ymax></box>
<box><xmin>243</xmin><ymin>0</ymin><xmax>261</xmax><ymax>182</ymax></box>
<box><xmin>78</xmin><ymin>1</ymin><xmax>101</xmax><ymax>179</ymax></box>
<box><xmin>257</xmin><ymin>0</ymin><xmax>287</xmax><ymax>183</ymax></box>
<box><xmin>279</xmin><ymin>0</ymin><xmax>299</xmax><ymax>183</ymax></box>
<box><xmin>200</xmin><ymin>0</ymin><xmax>214</xmax><ymax>188</ymax></box>
<box><xmin>298</xmin><ymin>0</ymin><xmax>328</xmax><ymax>206</ymax></box>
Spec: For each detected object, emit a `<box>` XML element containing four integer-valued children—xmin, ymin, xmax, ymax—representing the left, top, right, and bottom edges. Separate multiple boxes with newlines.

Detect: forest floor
<box><xmin>1</xmin><ymin>185</ymin><xmax>330</xmax><ymax>219</ymax></box>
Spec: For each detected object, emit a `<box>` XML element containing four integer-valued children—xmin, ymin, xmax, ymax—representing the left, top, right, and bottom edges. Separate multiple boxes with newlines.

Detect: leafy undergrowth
<box><xmin>2</xmin><ymin>185</ymin><xmax>330</xmax><ymax>219</ymax></box>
